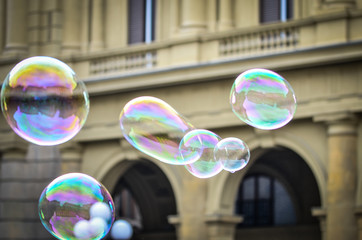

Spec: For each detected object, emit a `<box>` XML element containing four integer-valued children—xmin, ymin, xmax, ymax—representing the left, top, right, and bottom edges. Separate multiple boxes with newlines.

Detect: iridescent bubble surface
<box><xmin>214</xmin><ymin>137</ymin><xmax>250</xmax><ymax>173</ymax></box>
<box><xmin>120</xmin><ymin>96</ymin><xmax>195</xmax><ymax>165</ymax></box>
<box><xmin>1</xmin><ymin>56</ymin><xmax>89</xmax><ymax>145</ymax></box>
<box><xmin>230</xmin><ymin>68</ymin><xmax>296</xmax><ymax>130</ymax></box>
<box><xmin>181</xmin><ymin>129</ymin><xmax>223</xmax><ymax>178</ymax></box>
<box><xmin>38</xmin><ymin>173</ymin><xmax>115</xmax><ymax>240</ymax></box>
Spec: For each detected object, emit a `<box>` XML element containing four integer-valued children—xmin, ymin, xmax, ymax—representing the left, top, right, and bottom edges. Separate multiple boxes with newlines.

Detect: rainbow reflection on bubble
<box><xmin>181</xmin><ymin>129</ymin><xmax>223</xmax><ymax>178</ymax></box>
<box><xmin>214</xmin><ymin>137</ymin><xmax>250</xmax><ymax>173</ymax></box>
<box><xmin>230</xmin><ymin>68</ymin><xmax>296</xmax><ymax>130</ymax></box>
<box><xmin>1</xmin><ymin>56</ymin><xmax>89</xmax><ymax>145</ymax></box>
<box><xmin>120</xmin><ymin>96</ymin><xmax>195</xmax><ymax>165</ymax></box>
<box><xmin>38</xmin><ymin>173</ymin><xmax>115</xmax><ymax>240</ymax></box>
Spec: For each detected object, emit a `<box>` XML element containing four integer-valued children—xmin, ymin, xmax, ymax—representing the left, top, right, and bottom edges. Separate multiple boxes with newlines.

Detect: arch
<box><xmin>207</xmin><ymin>132</ymin><xmax>326</xmax><ymax>215</ymax></box>
<box><xmin>112</xmin><ymin>160</ymin><xmax>177</xmax><ymax>233</ymax></box>
<box><xmin>94</xmin><ymin>148</ymin><xmax>183</xmax><ymax>214</ymax></box>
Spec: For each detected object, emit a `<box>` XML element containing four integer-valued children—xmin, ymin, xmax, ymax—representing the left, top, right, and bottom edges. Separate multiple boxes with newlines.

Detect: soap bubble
<box><xmin>74</xmin><ymin>220</ymin><xmax>91</xmax><ymax>239</ymax></box>
<box><xmin>181</xmin><ymin>129</ymin><xmax>223</xmax><ymax>178</ymax></box>
<box><xmin>1</xmin><ymin>56</ymin><xmax>89</xmax><ymax>145</ymax></box>
<box><xmin>214</xmin><ymin>137</ymin><xmax>250</xmax><ymax>173</ymax></box>
<box><xmin>38</xmin><ymin>173</ymin><xmax>115</xmax><ymax>240</ymax></box>
<box><xmin>89</xmin><ymin>217</ymin><xmax>108</xmax><ymax>238</ymax></box>
<box><xmin>90</xmin><ymin>202</ymin><xmax>112</xmax><ymax>221</ymax></box>
<box><xmin>230</xmin><ymin>68</ymin><xmax>296</xmax><ymax>130</ymax></box>
<box><xmin>110</xmin><ymin>219</ymin><xmax>133</xmax><ymax>240</ymax></box>
<box><xmin>120</xmin><ymin>96</ymin><xmax>195</xmax><ymax>165</ymax></box>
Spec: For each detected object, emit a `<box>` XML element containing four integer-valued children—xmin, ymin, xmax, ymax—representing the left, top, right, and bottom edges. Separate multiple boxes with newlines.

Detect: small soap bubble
<box><xmin>120</xmin><ymin>96</ymin><xmax>195</xmax><ymax>165</ymax></box>
<box><xmin>74</xmin><ymin>220</ymin><xmax>91</xmax><ymax>239</ymax></box>
<box><xmin>110</xmin><ymin>219</ymin><xmax>133</xmax><ymax>240</ymax></box>
<box><xmin>230</xmin><ymin>68</ymin><xmax>296</xmax><ymax>130</ymax></box>
<box><xmin>89</xmin><ymin>217</ymin><xmax>108</xmax><ymax>237</ymax></box>
<box><xmin>38</xmin><ymin>173</ymin><xmax>115</xmax><ymax>240</ymax></box>
<box><xmin>181</xmin><ymin>129</ymin><xmax>223</xmax><ymax>178</ymax></box>
<box><xmin>1</xmin><ymin>56</ymin><xmax>89</xmax><ymax>146</ymax></box>
<box><xmin>214</xmin><ymin>137</ymin><xmax>250</xmax><ymax>173</ymax></box>
<box><xmin>90</xmin><ymin>202</ymin><xmax>112</xmax><ymax>221</ymax></box>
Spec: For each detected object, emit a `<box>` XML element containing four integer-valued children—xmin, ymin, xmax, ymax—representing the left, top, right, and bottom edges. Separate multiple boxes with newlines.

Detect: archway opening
<box><xmin>235</xmin><ymin>147</ymin><xmax>321</xmax><ymax>240</ymax></box>
<box><xmin>110</xmin><ymin>159</ymin><xmax>177</xmax><ymax>240</ymax></box>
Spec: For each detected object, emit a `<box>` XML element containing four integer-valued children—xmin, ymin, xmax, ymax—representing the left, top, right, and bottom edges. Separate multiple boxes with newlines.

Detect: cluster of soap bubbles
<box><xmin>120</xmin><ymin>96</ymin><xmax>251</xmax><ymax>178</ymax></box>
<box><xmin>38</xmin><ymin>172</ymin><xmax>134</xmax><ymax>240</ymax></box>
<box><xmin>1</xmin><ymin>56</ymin><xmax>296</xmax><ymax>238</ymax></box>
<box><xmin>120</xmin><ymin>69</ymin><xmax>296</xmax><ymax>178</ymax></box>
<box><xmin>38</xmin><ymin>173</ymin><xmax>115</xmax><ymax>240</ymax></box>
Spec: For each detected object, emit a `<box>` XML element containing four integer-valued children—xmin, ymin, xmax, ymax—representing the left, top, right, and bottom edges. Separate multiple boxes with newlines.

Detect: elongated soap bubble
<box><xmin>38</xmin><ymin>173</ymin><xmax>115</xmax><ymax>240</ymax></box>
<box><xmin>230</xmin><ymin>69</ymin><xmax>296</xmax><ymax>130</ymax></box>
<box><xmin>120</xmin><ymin>96</ymin><xmax>195</xmax><ymax>165</ymax></box>
<box><xmin>214</xmin><ymin>137</ymin><xmax>250</xmax><ymax>173</ymax></box>
<box><xmin>181</xmin><ymin>129</ymin><xmax>223</xmax><ymax>178</ymax></box>
<box><xmin>1</xmin><ymin>56</ymin><xmax>89</xmax><ymax>145</ymax></box>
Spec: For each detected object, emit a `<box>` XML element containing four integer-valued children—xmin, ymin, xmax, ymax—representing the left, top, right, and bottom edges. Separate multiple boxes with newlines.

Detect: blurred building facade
<box><xmin>1</xmin><ymin>0</ymin><xmax>362</xmax><ymax>240</ymax></box>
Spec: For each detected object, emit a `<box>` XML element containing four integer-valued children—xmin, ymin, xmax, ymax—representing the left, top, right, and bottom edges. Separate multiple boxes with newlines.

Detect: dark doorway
<box><xmin>111</xmin><ymin>160</ymin><xmax>177</xmax><ymax>240</ymax></box>
<box><xmin>235</xmin><ymin>147</ymin><xmax>321</xmax><ymax>240</ymax></box>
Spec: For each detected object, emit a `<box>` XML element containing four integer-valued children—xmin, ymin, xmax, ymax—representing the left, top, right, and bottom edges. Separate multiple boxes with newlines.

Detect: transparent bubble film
<box><xmin>230</xmin><ymin>68</ymin><xmax>296</xmax><ymax>130</ymax></box>
<box><xmin>1</xmin><ymin>56</ymin><xmax>89</xmax><ymax>145</ymax></box>
<box><xmin>181</xmin><ymin>129</ymin><xmax>223</xmax><ymax>178</ymax></box>
<box><xmin>120</xmin><ymin>96</ymin><xmax>195</xmax><ymax>165</ymax></box>
<box><xmin>214</xmin><ymin>137</ymin><xmax>250</xmax><ymax>173</ymax></box>
<box><xmin>38</xmin><ymin>173</ymin><xmax>115</xmax><ymax>240</ymax></box>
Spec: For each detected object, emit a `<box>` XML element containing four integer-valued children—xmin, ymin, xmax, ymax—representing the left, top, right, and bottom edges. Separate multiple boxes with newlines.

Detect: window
<box><xmin>128</xmin><ymin>0</ymin><xmax>156</xmax><ymax>44</ymax></box>
<box><xmin>260</xmin><ymin>0</ymin><xmax>293</xmax><ymax>23</ymax></box>
<box><xmin>235</xmin><ymin>174</ymin><xmax>296</xmax><ymax>227</ymax></box>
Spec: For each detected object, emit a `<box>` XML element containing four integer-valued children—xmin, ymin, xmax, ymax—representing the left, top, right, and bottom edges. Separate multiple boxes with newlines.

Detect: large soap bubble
<box><xmin>38</xmin><ymin>173</ymin><xmax>115</xmax><ymax>240</ymax></box>
<box><xmin>1</xmin><ymin>56</ymin><xmax>89</xmax><ymax>145</ymax></box>
<box><xmin>230</xmin><ymin>68</ymin><xmax>296</xmax><ymax>130</ymax></box>
<box><xmin>181</xmin><ymin>129</ymin><xmax>223</xmax><ymax>178</ymax></box>
<box><xmin>120</xmin><ymin>96</ymin><xmax>195</xmax><ymax>165</ymax></box>
<box><xmin>214</xmin><ymin>137</ymin><xmax>250</xmax><ymax>173</ymax></box>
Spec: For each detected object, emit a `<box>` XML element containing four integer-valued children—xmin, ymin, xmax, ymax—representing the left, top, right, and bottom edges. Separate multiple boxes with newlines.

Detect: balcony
<box><xmin>32</xmin><ymin>9</ymin><xmax>354</xmax><ymax>97</ymax></box>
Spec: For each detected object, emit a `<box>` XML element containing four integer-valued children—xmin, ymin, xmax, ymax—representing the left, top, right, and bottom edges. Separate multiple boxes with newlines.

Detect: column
<box><xmin>180</xmin><ymin>0</ymin><xmax>206</xmax><ymax>34</ymax></box>
<box><xmin>325</xmin><ymin>114</ymin><xmax>358</xmax><ymax>240</ymax></box>
<box><xmin>59</xmin><ymin>142</ymin><xmax>83</xmax><ymax>174</ymax></box>
<box><xmin>105</xmin><ymin>0</ymin><xmax>127</xmax><ymax>49</ymax></box>
<box><xmin>312</xmin><ymin>208</ymin><xmax>327</xmax><ymax>240</ymax></box>
<box><xmin>62</xmin><ymin>0</ymin><xmax>81</xmax><ymax>55</ymax></box>
<box><xmin>174</xmin><ymin>172</ymin><xmax>208</xmax><ymax>240</ymax></box>
<box><xmin>4</xmin><ymin>0</ymin><xmax>28</xmax><ymax>55</ymax></box>
<box><xmin>205</xmin><ymin>214</ymin><xmax>242</xmax><ymax>240</ymax></box>
<box><xmin>89</xmin><ymin>0</ymin><xmax>104</xmax><ymax>51</ymax></box>
<box><xmin>0</xmin><ymin>141</ymin><xmax>33</xmax><ymax>240</ymax></box>
<box><xmin>0</xmin><ymin>0</ymin><xmax>5</xmax><ymax>54</ymax></box>
<box><xmin>217</xmin><ymin>0</ymin><xmax>233</xmax><ymax>31</ymax></box>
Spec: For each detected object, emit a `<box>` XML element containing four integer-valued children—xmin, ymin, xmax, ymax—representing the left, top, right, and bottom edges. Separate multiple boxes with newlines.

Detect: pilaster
<box><xmin>180</xmin><ymin>0</ymin><xmax>207</xmax><ymax>35</ymax></box>
<box><xmin>58</xmin><ymin>142</ymin><xmax>84</xmax><ymax>174</ymax></box>
<box><xmin>4</xmin><ymin>0</ymin><xmax>28</xmax><ymax>56</ymax></box>
<box><xmin>316</xmin><ymin>112</ymin><xmax>358</xmax><ymax>240</ymax></box>
<box><xmin>89</xmin><ymin>0</ymin><xmax>105</xmax><ymax>51</ymax></box>
<box><xmin>174</xmin><ymin>171</ymin><xmax>208</xmax><ymax>240</ymax></box>
<box><xmin>205</xmin><ymin>214</ymin><xmax>242</xmax><ymax>240</ymax></box>
<box><xmin>62</xmin><ymin>0</ymin><xmax>82</xmax><ymax>55</ymax></box>
<box><xmin>217</xmin><ymin>0</ymin><xmax>233</xmax><ymax>31</ymax></box>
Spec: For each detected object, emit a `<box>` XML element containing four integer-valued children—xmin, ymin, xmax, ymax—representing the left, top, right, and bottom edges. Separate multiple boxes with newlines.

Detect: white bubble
<box><xmin>110</xmin><ymin>220</ymin><xmax>133</xmax><ymax>240</ymax></box>
<box><xmin>74</xmin><ymin>220</ymin><xmax>91</xmax><ymax>239</ymax></box>
<box><xmin>90</xmin><ymin>202</ymin><xmax>112</xmax><ymax>221</ymax></box>
<box><xmin>89</xmin><ymin>217</ymin><xmax>108</xmax><ymax>237</ymax></box>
